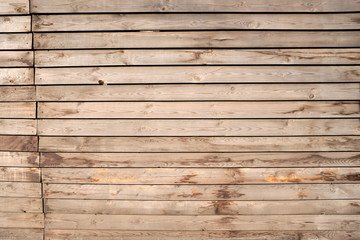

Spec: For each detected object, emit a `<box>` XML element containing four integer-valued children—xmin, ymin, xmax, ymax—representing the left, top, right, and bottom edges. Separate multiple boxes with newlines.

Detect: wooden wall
<box><xmin>0</xmin><ymin>0</ymin><xmax>360</xmax><ymax>239</ymax></box>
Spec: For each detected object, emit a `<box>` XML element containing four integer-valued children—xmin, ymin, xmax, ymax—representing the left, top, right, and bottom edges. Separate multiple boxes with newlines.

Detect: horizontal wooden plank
<box><xmin>0</xmin><ymin>198</ymin><xmax>42</xmax><ymax>213</ymax></box>
<box><xmin>0</xmin><ymin>213</ymin><xmax>43</xmax><ymax>228</ymax></box>
<box><xmin>42</xmin><ymin>167</ymin><xmax>360</xmax><ymax>184</ymax></box>
<box><xmin>0</xmin><ymin>229</ymin><xmax>43</xmax><ymax>240</ymax></box>
<box><xmin>0</xmin><ymin>152</ymin><xmax>38</xmax><ymax>167</ymax></box>
<box><xmin>45</xmin><ymin>214</ymin><xmax>360</xmax><ymax>230</ymax></box>
<box><xmin>44</xmin><ymin>199</ymin><xmax>360</xmax><ymax>215</ymax></box>
<box><xmin>0</xmin><ymin>167</ymin><xmax>40</xmax><ymax>182</ymax></box>
<box><xmin>36</xmin><ymin>84</ymin><xmax>360</xmax><ymax>101</ymax></box>
<box><xmin>0</xmin><ymin>182</ymin><xmax>41</xmax><ymax>197</ymax></box>
<box><xmin>37</xmin><ymin>101</ymin><xmax>360</xmax><ymax>119</ymax></box>
<box><xmin>0</xmin><ymin>51</ymin><xmax>33</xmax><ymax>67</ymax></box>
<box><xmin>40</xmin><ymin>152</ymin><xmax>360</xmax><ymax>168</ymax></box>
<box><xmin>30</xmin><ymin>0</ymin><xmax>360</xmax><ymax>13</ymax></box>
<box><xmin>0</xmin><ymin>68</ymin><xmax>33</xmax><ymax>85</ymax></box>
<box><xmin>34</xmin><ymin>66</ymin><xmax>360</xmax><ymax>85</ymax></box>
<box><xmin>0</xmin><ymin>119</ymin><xmax>36</xmax><ymax>135</ymax></box>
<box><xmin>39</xmin><ymin>136</ymin><xmax>360</xmax><ymax>152</ymax></box>
<box><xmin>0</xmin><ymin>136</ymin><xmax>37</xmax><ymax>152</ymax></box>
<box><xmin>37</xmin><ymin>119</ymin><xmax>360</xmax><ymax>136</ymax></box>
<box><xmin>0</xmin><ymin>16</ymin><xmax>30</xmax><ymax>32</ymax></box>
<box><xmin>0</xmin><ymin>34</ymin><xmax>32</xmax><ymax>50</ymax></box>
<box><xmin>0</xmin><ymin>0</ymin><xmax>29</xmax><ymax>14</ymax></box>
<box><xmin>32</xmin><ymin>13</ymin><xmax>360</xmax><ymax>31</ymax></box>
<box><xmin>34</xmin><ymin>31</ymin><xmax>360</xmax><ymax>49</ymax></box>
<box><xmin>35</xmin><ymin>49</ymin><xmax>360</xmax><ymax>67</ymax></box>
<box><xmin>0</xmin><ymin>86</ymin><xmax>35</xmax><ymax>101</ymax></box>
<box><xmin>44</xmin><ymin>183</ymin><xmax>360</xmax><ymax>200</ymax></box>
<box><xmin>0</xmin><ymin>102</ymin><xmax>35</xmax><ymax>118</ymax></box>
<box><xmin>44</xmin><ymin>230</ymin><xmax>360</xmax><ymax>240</ymax></box>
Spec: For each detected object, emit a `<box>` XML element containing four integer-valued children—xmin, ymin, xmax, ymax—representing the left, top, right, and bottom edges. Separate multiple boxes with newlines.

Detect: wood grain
<box><xmin>0</xmin><ymin>34</ymin><xmax>32</xmax><ymax>50</ymax></box>
<box><xmin>0</xmin><ymin>152</ymin><xmax>38</xmax><ymax>167</ymax></box>
<box><xmin>0</xmin><ymin>119</ymin><xmax>36</xmax><ymax>135</ymax></box>
<box><xmin>0</xmin><ymin>86</ymin><xmax>35</xmax><ymax>101</ymax></box>
<box><xmin>0</xmin><ymin>51</ymin><xmax>33</xmax><ymax>67</ymax></box>
<box><xmin>0</xmin><ymin>136</ymin><xmax>37</xmax><ymax>152</ymax></box>
<box><xmin>0</xmin><ymin>213</ymin><xmax>43</xmax><ymax>228</ymax></box>
<box><xmin>0</xmin><ymin>198</ymin><xmax>42</xmax><ymax>213</ymax></box>
<box><xmin>40</xmin><ymin>152</ymin><xmax>360</xmax><ymax>168</ymax></box>
<box><xmin>0</xmin><ymin>182</ymin><xmax>41</xmax><ymax>197</ymax></box>
<box><xmin>0</xmin><ymin>102</ymin><xmax>35</xmax><ymax>118</ymax></box>
<box><xmin>37</xmin><ymin>101</ymin><xmax>360</xmax><ymax>119</ymax></box>
<box><xmin>0</xmin><ymin>229</ymin><xmax>43</xmax><ymax>240</ymax></box>
<box><xmin>35</xmin><ymin>49</ymin><xmax>360</xmax><ymax>67</ymax></box>
<box><xmin>0</xmin><ymin>16</ymin><xmax>30</xmax><ymax>32</ymax></box>
<box><xmin>0</xmin><ymin>167</ymin><xmax>40</xmax><ymax>182</ymax></box>
<box><xmin>0</xmin><ymin>68</ymin><xmax>33</xmax><ymax>85</ymax></box>
<box><xmin>0</xmin><ymin>0</ymin><xmax>29</xmax><ymax>14</ymax></box>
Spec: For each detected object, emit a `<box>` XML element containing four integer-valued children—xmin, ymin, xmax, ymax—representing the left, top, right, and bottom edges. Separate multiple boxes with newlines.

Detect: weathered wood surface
<box><xmin>43</xmin><ymin>183</ymin><xmax>360</xmax><ymax>200</ymax></box>
<box><xmin>42</xmin><ymin>167</ymin><xmax>360</xmax><ymax>184</ymax></box>
<box><xmin>44</xmin><ymin>199</ymin><xmax>360</xmax><ymax>215</ymax></box>
<box><xmin>0</xmin><ymin>136</ymin><xmax>37</xmax><ymax>151</ymax></box>
<box><xmin>40</xmin><ymin>152</ymin><xmax>360</xmax><ymax>168</ymax></box>
<box><xmin>34</xmin><ymin>66</ymin><xmax>360</xmax><ymax>85</ymax></box>
<box><xmin>39</xmin><ymin>136</ymin><xmax>360</xmax><ymax>152</ymax></box>
<box><xmin>0</xmin><ymin>68</ymin><xmax>33</xmax><ymax>85</ymax></box>
<box><xmin>37</xmin><ymin>101</ymin><xmax>360</xmax><ymax>119</ymax></box>
<box><xmin>45</xmin><ymin>214</ymin><xmax>360</xmax><ymax>230</ymax></box>
<box><xmin>35</xmin><ymin>49</ymin><xmax>360</xmax><ymax>67</ymax></box>
<box><xmin>32</xmin><ymin>13</ymin><xmax>360</xmax><ymax>31</ymax></box>
<box><xmin>0</xmin><ymin>182</ymin><xmax>41</xmax><ymax>198</ymax></box>
<box><xmin>0</xmin><ymin>102</ymin><xmax>35</xmax><ymax>118</ymax></box>
<box><xmin>0</xmin><ymin>152</ymin><xmax>38</xmax><ymax>167</ymax></box>
<box><xmin>44</xmin><ymin>230</ymin><xmax>360</xmax><ymax>240</ymax></box>
<box><xmin>0</xmin><ymin>34</ymin><xmax>32</xmax><ymax>50</ymax></box>
<box><xmin>0</xmin><ymin>213</ymin><xmax>43</xmax><ymax>228</ymax></box>
<box><xmin>0</xmin><ymin>51</ymin><xmax>33</xmax><ymax>67</ymax></box>
<box><xmin>0</xmin><ymin>16</ymin><xmax>30</xmax><ymax>32</ymax></box>
<box><xmin>0</xmin><ymin>167</ymin><xmax>40</xmax><ymax>182</ymax></box>
<box><xmin>0</xmin><ymin>86</ymin><xmax>35</xmax><ymax>101</ymax></box>
<box><xmin>30</xmin><ymin>0</ymin><xmax>360</xmax><ymax>13</ymax></box>
<box><xmin>37</xmin><ymin>119</ymin><xmax>360</xmax><ymax>136</ymax></box>
<box><xmin>0</xmin><ymin>0</ymin><xmax>29</xmax><ymax>14</ymax></box>
<box><xmin>0</xmin><ymin>198</ymin><xmax>42</xmax><ymax>213</ymax></box>
<box><xmin>0</xmin><ymin>229</ymin><xmax>43</xmax><ymax>240</ymax></box>
<box><xmin>0</xmin><ymin>119</ymin><xmax>36</xmax><ymax>135</ymax></box>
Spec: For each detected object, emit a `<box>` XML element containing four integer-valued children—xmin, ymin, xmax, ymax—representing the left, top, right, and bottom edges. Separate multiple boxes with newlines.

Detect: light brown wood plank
<box><xmin>36</xmin><ymin>84</ymin><xmax>360</xmax><ymax>101</ymax></box>
<box><xmin>0</xmin><ymin>102</ymin><xmax>35</xmax><ymax>118</ymax></box>
<box><xmin>0</xmin><ymin>167</ymin><xmax>40</xmax><ymax>182</ymax></box>
<box><xmin>44</xmin><ymin>230</ymin><xmax>360</xmax><ymax>240</ymax></box>
<box><xmin>45</xmin><ymin>199</ymin><xmax>360</xmax><ymax>215</ymax></box>
<box><xmin>30</xmin><ymin>0</ymin><xmax>360</xmax><ymax>13</ymax></box>
<box><xmin>44</xmin><ymin>183</ymin><xmax>360</xmax><ymax>200</ymax></box>
<box><xmin>37</xmin><ymin>101</ymin><xmax>360</xmax><ymax>119</ymax></box>
<box><xmin>0</xmin><ymin>182</ymin><xmax>41</xmax><ymax>197</ymax></box>
<box><xmin>0</xmin><ymin>86</ymin><xmax>35</xmax><ymax>101</ymax></box>
<box><xmin>0</xmin><ymin>16</ymin><xmax>30</xmax><ymax>32</ymax></box>
<box><xmin>0</xmin><ymin>152</ymin><xmax>38</xmax><ymax>167</ymax></box>
<box><xmin>35</xmin><ymin>49</ymin><xmax>360</xmax><ymax>67</ymax></box>
<box><xmin>0</xmin><ymin>0</ymin><xmax>29</xmax><ymax>14</ymax></box>
<box><xmin>0</xmin><ymin>198</ymin><xmax>42</xmax><ymax>213</ymax></box>
<box><xmin>40</xmin><ymin>152</ymin><xmax>360</xmax><ymax>168</ymax></box>
<box><xmin>45</xmin><ymin>214</ymin><xmax>360</xmax><ymax>230</ymax></box>
<box><xmin>0</xmin><ymin>136</ymin><xmax>37</xmax><ymax>152</ymax></box>
<box><xmin>0</xmin><ymin>34</ymin><xmax>32</xmax><ymax>50</ymax></box>
<box><xmin>32</xmin><ymin>13</ymin><xmax>360</xmax><ymax>31</ymax></box>
<box><xmin>0</xmin><ymin>51</ymin><xmax>33</xmax><ymax>67</ymax></box>
<box><xmin>0</xmin><ymin>68</ymin><xmax>33</xmax><ymax>85</ymax></box>
<box><xmin>34</xmin><ymin>66</ymin><xmax>360</xmax><ymax>85</ymax></box>
<box><xmin>39</xmin><ymin>136</ymin><xmax>360</xmax><ymax>153</ymax></box>
<box><xmin>0</xmin><ymin>229</ymin><xmax>42</xmax><ymax>240</ymax></box>
<box><xmin>0</xmin><ymin>119</ymin><xmax>36</xmax><ymax>135</ymax></box>
<box><xmin>0</xmin><ymin>213</ymin><xmax>43</xmax><ymax>228</ymax></box>
<box><xmin>34</xmin><ymin>31</ymin><xmax>360</xmax><ymax>49</ymax></box>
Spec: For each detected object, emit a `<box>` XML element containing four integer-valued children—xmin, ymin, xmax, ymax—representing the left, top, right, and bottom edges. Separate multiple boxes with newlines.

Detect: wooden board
<box><xmin>0</xmin><ymin>136</ymin><xmax>37</xmax><ymax>152</ymax></box>
<box><xmin>0</xmin><ymin>229</ymin><xmax>43</xmax><ymax>240</ymax></box>
<box><xmin>0</xmin><ymin>198</ymin><xmax>42</xmax><ymax>213</ymax></box>
<box><xmin>39</xmin><ymin>152</ymin><xmax>360</xmax><ymax>168</ymax></box>
<box><xmin>0</xmin><ymin>34</ymin><xmax>32</xmax><ymax>50</ymax></box>
<box><xmin>0</xmin><ymin>68</ymin><xmax>33</xmax><ymax>85</ymax></box>
<box><xmin>45</xmin><ymin>214</ymin><xmax>360</xmax><ymax>230</ymax></box>
<box><xmin>34</xmin><ymin>66</ymin><xmax>360</xmax><ymax>85</ymax></box>
<box><xmin>0</xmin><ymin>86</ymin><xmax>35</xmax><ymax>101</ymax></box>
<box><xmin>0</xmin><ymin>119</ymin><xmax>36</xmax><ymax>135</ymax></box>
<box><xmin>0</xmin><ymin>213</ymin><xmax>43</xmax><ymax>228</ymax></box>
<box><xmin>34</xmin><ymin>31</ymin><xmax>360</xmax><ymax>49</ymax></box>
<box><xmin>0</xmin><ymin>102</ymin><xmax>35</xmax><ymax>118</ymax></box>
<box><xmin>0</xmin><ymin>51</ymin><xmax>33</xmax><ymax>67</ymax></box>
<box><xmin>30</xmin><ymin>0</ymin><xmax>360</xmax><ymax>13</ymax></box>
<box><xmin>42</xmin><ymin>167</ymin><xmax>360</xmax><ymax>184</ymax></box>
<box><xmin>43</xmin><ymin>183</ymin><xmax>360</xmax><ymax>200</ymax></box>
<box><xmin>0</xmin><ymin>16</ymin><xmax>30</xmax><ymax>32</ymax></box>
<box><xmin>0</xmin><ymin>0</ymin><xmax>29</xmax><ymax>14</ymax></box>
<box><xmin>37</xmin><ymin>101</ymin><xmax>360</xmax><ymax>119</ymax></box>
<box><xmin>0</xmin><ymin>152</ymin><xmax>38</xmax><ymax>167</ymax></box>
<box><xmin>44</xmin><ymin>199</ymin><xmax>360</xmax><ymax>215</ymax></box>
<box><xmin>32</xmin><ymin>13</ymin><xmax>360</xmax><ymax>31</ymax></box>
<box><xmin>35</xmin><ymin>49</ymin><xmax>360</xmax><ymax>67</ymax></box>
<box><xmin>0</xmin><ymin>167</ymin><xmax>40</xmax><ymax>182</ymax></box>
<box><xmin>0</xmin><ymin>182</ymin><xmax>41</xmax><ymax>197</ymax></box>
<box><xmin>36</xmin><ymin>84</ymin><xmax>360</xmax><ymax>101</ymax></box>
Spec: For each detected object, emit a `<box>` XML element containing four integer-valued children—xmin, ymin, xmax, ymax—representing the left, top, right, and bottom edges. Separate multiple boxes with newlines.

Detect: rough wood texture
<box><xmin>0</xmin><ymin>167</ymin><xmax>40</xmax><ymax>182</ymax></box>
<box><xmin>0</xmin><ymin>182</ymin><xmax>41</xmax><ymax>198</ymax></box>
<box><xmin>0</xmin><ymin>68</ymin><xmax>33</xmax><ymax>85</ymax></box>
<box><xmin>0</xmin><ymin>152</ymin><xmax>39</xmax><ymax>167</ymax></box>
<box><xmin>0</xmin><ymin>51</ymin><xmax>33</xmax><ymax>67</ymax></box>
<box><xmin>0</xmin><ymin>213</ymin><xmax>43</xmax><ymax>228</ymax></box>
<box><xmin>0</xmin><ymin>229</ymin><xmax>43</xmax><ymax>240</ymax></box>
<box><xmin>0</xmin><ymin>0</ymin><xmax>29</xmax><ymax>14</ymax></box>
<box><xmin>0</xmin><ymin>16</ymin><xmax>30</xmax><ymax>32</ymax></box>
<box><xmin>0</xmin><ymin>198</ymin><xmax>42</xmax><ymax>213</ymax></box>
<box><xmin>0</xmin><ymin>34</ymin><xmax>32</xmax><ymax>50</ymax></box>
<box><xmin>0</xmin><ymin>119</ymin><xmax>36</xmax><ymax>135</ymax></box>
<box><xmin>0</xmin><ymin>136</ymin><xmax>37</xmax><ymax>151</ymax></box>
<box><xmin>0</xmin><ymin>86</ymin><xmax>35</xmax><ymax>101</ymax></box>
<box><xmin>0</xmin><ymin>102</ymin><xmax>35</xmax><ymax>118</ymax></box>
